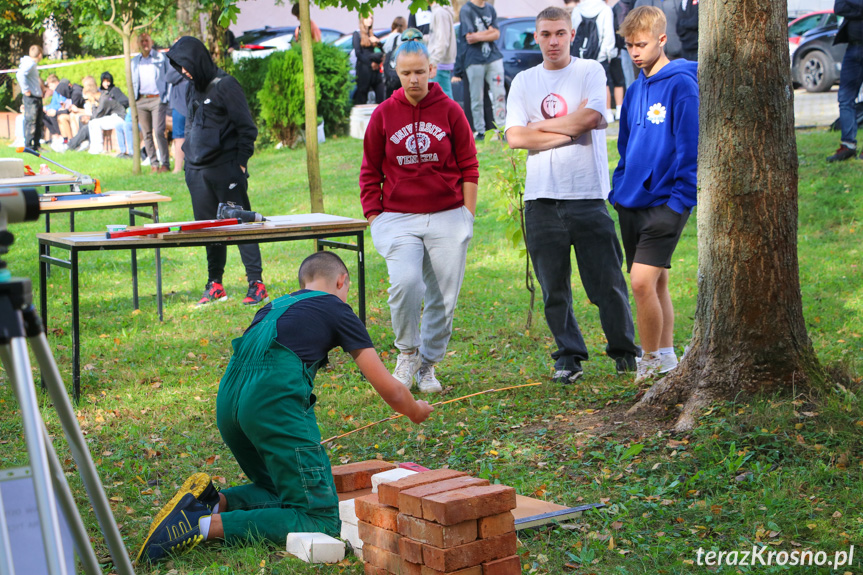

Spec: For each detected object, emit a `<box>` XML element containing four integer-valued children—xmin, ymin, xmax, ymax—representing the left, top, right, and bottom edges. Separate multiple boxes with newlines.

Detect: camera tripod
<box><xmin>0</xmin><ymin>234</ymin><xmax>134</xmax><ymax>572</ymax></box>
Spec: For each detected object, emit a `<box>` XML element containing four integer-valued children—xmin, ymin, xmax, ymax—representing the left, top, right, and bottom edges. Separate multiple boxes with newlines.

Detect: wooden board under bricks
<box><xmin>420</xmin><ymin>564</ymin><xmax>484</xmax><ymax>574</ymax></box>
<box><xmin>477</xmin><ymin>512</ymin><xmax>515</xmax><ymax>539</ymax></box>
<box><xmin>399</xmin><ymin>536</ymin><xmax>425</xmax><ymax>564</ymax></box>
<box><xmin>355</xmin><ymin>493</ymin><xmax>400</xmax><ymax>532</ymax></box>
<box><xmin>421</xmin><ymin>485</ymin><xmax>517</xmax><ymax>526</ymax></box>
<box><xmin>422</xmin><ymin>532</ymin><xmax>518</xmax><ymax>572</ymax></box>
<box><xmin>378</xmin><ymin>469</ymin><xmax>468</xmax><ymax>507</ymax></box>
<box><xmin>398</xmin><ymin>477</ymin><xmax>490</xmax><ymax>518</ymax></box>
<box><xmin>481</xmin><ymin>555</ymin><xmax>522</xmax><ymax>575</ymax></box>
<box><xmin>332</xmin><ymin>460</ymin><xmax>397</xmax><ymax>493</ymax></box>
<box><xmin>358</xmin><ymin>521</ymin><xmax>401</xmax><ymax>555</ymax></box>
<box><xmin>398</xmin><ymin>513</ymin><xmax>478</xmax><ymax>549</ymax></box>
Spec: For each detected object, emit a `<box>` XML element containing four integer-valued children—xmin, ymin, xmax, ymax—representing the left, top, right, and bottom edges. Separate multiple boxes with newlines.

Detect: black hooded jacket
<box><xmin>93</xmin><ymin>71</ymin><xmax>129</xmax><ymax>119</ymax></box>
<box><xmin>56</xmin><ymin>79</ymin><xmax>85</xmax><ymax>108</ymax></box>
<box><xmin>166</xmin><ymin>36</ymin><xmax>257</xmax><ymax>169</ymax></box>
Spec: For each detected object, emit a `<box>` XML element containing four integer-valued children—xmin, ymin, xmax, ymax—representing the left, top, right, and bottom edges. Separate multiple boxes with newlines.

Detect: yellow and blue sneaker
<box><xmin>135</xmin><ymin>492</ymin><xmax>210</xmax><ymax>563</ymax></box>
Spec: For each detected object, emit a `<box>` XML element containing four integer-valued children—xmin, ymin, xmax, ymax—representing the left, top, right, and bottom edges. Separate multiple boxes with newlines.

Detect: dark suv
<box><xmin>791</xmin><ymin>16</ymin><xmax>845</xmax><ymax>92</ymax></box>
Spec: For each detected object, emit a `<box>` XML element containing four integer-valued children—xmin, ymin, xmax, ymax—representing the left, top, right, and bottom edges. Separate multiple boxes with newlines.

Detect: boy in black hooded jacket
<box><xmin>166</xmin><ymin>36</ymin><xmax>268</xmax><ymax>306</ymax></box>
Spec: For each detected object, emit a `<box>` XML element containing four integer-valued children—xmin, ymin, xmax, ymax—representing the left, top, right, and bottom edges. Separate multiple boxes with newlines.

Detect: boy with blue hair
<box><xmin>610</xmin><ymin>6</ymin><xmax>699</xmax><ymax>383</ymax></box>
<box><xmin>136</xmin><ymin>251</ymin><xmax>433</xmax><ymax>563</ymax></box>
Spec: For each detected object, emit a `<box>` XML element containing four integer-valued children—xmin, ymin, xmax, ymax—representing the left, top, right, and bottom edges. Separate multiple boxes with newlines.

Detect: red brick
<box><xmin>399</xmin><ymin>477</ymin><xmax>490</xmax><ymax>518</ymax></box>
<box><xmin>422</xmin><ymin>532</ymin><xmax>517</xmax><ymax>573</ymax></box>
<box><xmin>421</xmin><ymin>485</ymin><xmax>517</xmax><ymax>526</ymax></box>
<box><xmin>364</xmin><ymin>563</ymin><xmax>389</xmax><ymax>575</ymax></box>
<box><xmin>399</xmin><ymin>537</ymin><xmax>425</xmax><ymax>564</ymax></box>
<box><xmin>378</xmin><ymin>469</ymin><xmax>468</xmax><ymax>507</ymax></box>
<box><xmin>355</xmin><ymin>493</ymin><xmax>400</xmax><ymax>532</ymax></box>
<box><xmin>477</xmin><ymin>512</ymin><xmax>515</xmax><ymax>539</ymax></box>
<box><xmin>421</xmin><ymin>567</ymin><xmax>483</xmax><ymax>575</ymax></box>
<box><xmin>398</xmin><ymin>513</ymin><xmax>478</xmax><ymax>549</ymax></box>
<box><xmin>331</xmin><ymin>460</ymin><xmax>397</xmax><ymax>493</ymax></box>
<box><xmin>358</xmin><ymin>520</ymin><xmax>401</xmax><ymax>554</ymax></box>
<box><xmin>482</xmin><ymin>555</ymin><xmax>522</xmax><ymax>575</ymax></box>
<box><xmin>364</xmin><ymin>544</ymin><xmax>423</xmax><ymax>575</ymax></box>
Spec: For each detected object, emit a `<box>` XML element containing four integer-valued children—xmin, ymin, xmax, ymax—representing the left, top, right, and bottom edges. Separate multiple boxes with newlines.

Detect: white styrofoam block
<box><xmin>285</xmin><ymin>532</ymin><xmax>346</xmax><ymax>564</ymax></box>
<box><xmin>340</xmin><ymin>521</ymin><xmax>363</xmax><ymax>550</ymax></box>
<box><xmin>354</xmin><ymin>546</ymin><xmax>363</xmax><ymax>560</ymax></box>
<box><xmin>370</xmin><ymin>468</ymin><xmax>418</xmax><ymax>493</ymax></box>
<box><xmin>338</xmin><ymin>498</ymin><xmax>358</xmax><ymax>525</ymax></box>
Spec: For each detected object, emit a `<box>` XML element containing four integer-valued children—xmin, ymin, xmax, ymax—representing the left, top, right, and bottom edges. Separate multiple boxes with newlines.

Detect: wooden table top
<box><xmin>37</xmin><ymin>214</ymin><xmax>368</xmax><ymax>248</ymax></box>
<box><xmin>38</xmin><ymin>191</ymin><xmax>171</xmax><ymax>211</ymax></box>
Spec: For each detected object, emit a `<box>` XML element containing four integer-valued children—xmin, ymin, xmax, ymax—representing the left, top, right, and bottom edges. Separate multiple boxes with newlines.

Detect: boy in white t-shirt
<box><xmin>505</xmin><ymin>6</ymin><xmax>639</xmax><ymax>384</ymax></box>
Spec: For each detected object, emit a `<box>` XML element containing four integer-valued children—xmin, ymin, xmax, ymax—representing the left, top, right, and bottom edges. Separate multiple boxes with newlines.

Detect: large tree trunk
<box><xmin>176</xmin><ymin>0</ymin><xmax>200</xmax><ymax>38</ymax></box>
<box><xmin>628</xmin><ymin>0</ymin><xmax>821</xmax><ymax>431</ymax></box>
<box><xmin>299</xmin><ymin>0</ymin><xmax>324</xmax><ymax>213</ymax></box>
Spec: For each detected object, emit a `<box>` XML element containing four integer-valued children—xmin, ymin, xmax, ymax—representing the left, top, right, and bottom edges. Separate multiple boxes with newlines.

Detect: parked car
<box><xmin>789</xmin><ymin>10</ymin><xmax>836</xmax><ymax>44</ymax></box>
<box><xmin>232</xmin><ymin>25</ymin><xmax>345</xmax><ymax>61</ymax></box>
<box><xmin>451</xmin><ymin>18</ymin><xmax>543</xmax><ymax>108</ymax></box>
<box><xmin>791</xmin><ymin>18</ymin><xmax>845</xmax><ymax>92</ymax></box>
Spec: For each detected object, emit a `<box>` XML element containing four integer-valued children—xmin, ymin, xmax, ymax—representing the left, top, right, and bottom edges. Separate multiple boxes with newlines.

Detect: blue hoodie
<box><xmin>610</xmin><ymin>59</ymin><xmax>699</xmax><ymax>213</ymax></box>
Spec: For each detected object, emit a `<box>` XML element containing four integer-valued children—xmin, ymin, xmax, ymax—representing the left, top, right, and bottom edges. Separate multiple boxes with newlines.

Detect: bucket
<box><xmin>350</xmin><ymin>105</ymin><xmax>377</xmax><ymax>140</ymax></box>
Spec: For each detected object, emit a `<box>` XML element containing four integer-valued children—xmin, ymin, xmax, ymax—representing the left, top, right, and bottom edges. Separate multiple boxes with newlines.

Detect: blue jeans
<box><xmin>838</xmin><ymin>43</ymin><xmax>863</xmax><ymax>147</ymax></box>
<box><xmin>620</xmin><ymin>49</ymin><xmax>636</xmax><ymax>89</ymax></box>
<box><xmin>431</xmin><ymin>69</ymin><xmax>453</xmax><ymax>99</ymax></box>
<box><xmin>524</xmin><ymin>199</ymin><xmax>638</xmax><ymax>371</ymax></box>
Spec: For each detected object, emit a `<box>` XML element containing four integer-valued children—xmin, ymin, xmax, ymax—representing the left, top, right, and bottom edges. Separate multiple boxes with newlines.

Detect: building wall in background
<box><xmin>231</xmin><ymin>0</ymin><xmax>565</xmax><ymax>36</ymax></box>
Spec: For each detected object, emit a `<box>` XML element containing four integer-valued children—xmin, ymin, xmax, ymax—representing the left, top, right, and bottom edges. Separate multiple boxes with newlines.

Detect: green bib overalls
<box><xmin>215</xmin><ymin>291</ymin><xmax>340</xmax><ymax>544</ymax></box>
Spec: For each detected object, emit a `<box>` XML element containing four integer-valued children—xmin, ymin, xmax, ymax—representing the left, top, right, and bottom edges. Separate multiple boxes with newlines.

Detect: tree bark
<box><xmin>628</xmin><ymin>0</ymin><xmax>821</xmax><ymax>431</ymax></box>
<box><xmin>299</xmin><ymin>0</ymin><xmax>324</xmax><ymax>213</ymax></box>
<box><xmin>176</xmin><ymin>0</ymin><xmax>200</xmax><ymax>38</ymax></box>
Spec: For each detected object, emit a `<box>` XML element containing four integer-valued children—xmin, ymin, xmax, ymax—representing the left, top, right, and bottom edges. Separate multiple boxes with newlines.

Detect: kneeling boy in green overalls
<box><xmin>137</xmin><ymin>251</ymin><xmax>434</xmax><ymax>562</ymax></box>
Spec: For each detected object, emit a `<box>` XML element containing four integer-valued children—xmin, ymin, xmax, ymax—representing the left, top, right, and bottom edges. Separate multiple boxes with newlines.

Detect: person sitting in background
<box><xmin>66</xmin><ymin>85</ymin><xmax>101</xmax><ymax>152</ymax></box>
<box><xmin>292</xmin><ymin>3</ymin><xmax>322</xmax><ymax>42</ymax></box>
<box><xmin>43</xmin><ymin>74</ymin><xmax>72</xmax><ymax>151</ymax></box>
<box><xmin>54</xmin><ymin>79</ymin><xmax>85</xmax><ymax>145</ymax></box>
<box><xmin>87</xmin><ymin>72</ymin><xmax>129</xmax><ymax>155</ymax></box>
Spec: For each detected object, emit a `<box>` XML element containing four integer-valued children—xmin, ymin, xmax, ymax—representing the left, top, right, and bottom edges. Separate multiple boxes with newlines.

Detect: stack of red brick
<box><xmin>354</xmin><ymin>469</ymin><xmax>521</xmax><ymax>575</ymax></box>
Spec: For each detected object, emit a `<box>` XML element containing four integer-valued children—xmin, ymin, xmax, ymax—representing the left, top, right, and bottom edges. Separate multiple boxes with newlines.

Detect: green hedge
<box><xmin>40</xmin><ymin>57</ymin><xmax>129</xmax><ymax>95</ymax></box>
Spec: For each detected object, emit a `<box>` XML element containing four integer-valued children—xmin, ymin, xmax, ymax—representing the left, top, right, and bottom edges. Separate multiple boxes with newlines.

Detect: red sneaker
<box><xmin>242</xmin><ymin>280</ymin><xmax>268</xmax><ymax>306</ymax></box>
<box><xmin>197</xmin><ymin>281</ymin><xmax>227</xmax><ymax>306</ymax></box>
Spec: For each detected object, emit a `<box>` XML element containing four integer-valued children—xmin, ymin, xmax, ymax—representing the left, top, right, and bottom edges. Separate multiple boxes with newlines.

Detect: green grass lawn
<box><xmin>0</xmin><ymin>129</ymin><xmax>860</xmax><ymax>575</ymax></box>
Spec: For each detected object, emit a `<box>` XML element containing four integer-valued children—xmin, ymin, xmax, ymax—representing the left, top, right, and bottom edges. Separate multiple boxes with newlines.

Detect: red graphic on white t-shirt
<box><xmin>541</xmin><ymin>93</ymin><xmax>568</xmax><ymax>119</ymax></box>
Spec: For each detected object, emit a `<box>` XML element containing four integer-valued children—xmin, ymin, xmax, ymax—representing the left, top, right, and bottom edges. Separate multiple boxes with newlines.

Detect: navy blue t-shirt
<box><xmin>246</xmin><ymin>290</ymin><xmax>374</xmax><ymax>366</ymax></box>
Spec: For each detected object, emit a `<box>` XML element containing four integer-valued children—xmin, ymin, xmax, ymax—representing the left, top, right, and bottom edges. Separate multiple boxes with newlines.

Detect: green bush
<box><xmin>257</xmin><ymin>42</ymin><xmax>351</xmax><ymax>146</ymax></box>
<box><xmin>228</xmin><ymin>55</ymin><xmax>272</xmax><ymax>131</ymax></box>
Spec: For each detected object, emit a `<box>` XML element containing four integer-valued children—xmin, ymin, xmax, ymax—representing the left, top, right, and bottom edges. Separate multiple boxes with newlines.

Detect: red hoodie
<box><xmin>360</xmin><ymin>83</ymin><xmax>479</xmax><ymax>218</ymax></box>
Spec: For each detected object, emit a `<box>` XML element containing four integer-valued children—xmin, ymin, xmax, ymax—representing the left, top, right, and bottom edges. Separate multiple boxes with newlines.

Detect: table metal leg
<box><xmin>129</xmin><ymin>209</ymin><xmax>139</xmax><ymax>310</ymax></box>
<box><xmin>357</xmin><ymin>231</ymin><xmax>366</xmax><ymax>325</ymax></box>
<box><xmin>39</xmin><ymin>241</ymin><xmax>49</xmax><ymax>390</ymax></box>
<box><xmin>71</xmin><ymin>250</ymin><xmax>80</xmax><ymax>401</ymax></box>
<box><xmin>154</xmin><ymin>204</ymin><xmax>163</xmax><ymax>321</ymax></box>
<box><xmin>69</xmin><ymin>211</ymin><xmax>75</xmax><ymax>232</ymax></box>
<box><xmin>45</xmin><ymin>213</ymin><xmax>51</xmax><ymax>278</ymax></box>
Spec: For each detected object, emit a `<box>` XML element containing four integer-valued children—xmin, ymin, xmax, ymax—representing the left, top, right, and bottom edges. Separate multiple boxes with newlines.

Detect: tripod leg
<box><xmin>0</xmin><ymin>341</ymin><xmax>70</xmax><ymax>575</ymax></box>
<box><xmin>41</xmin><ymin>422</ymin><xmax>104</xmax><ymax>575</ymax></box>
<box><xmin>0</xmin><ymin>491</ymin><xmax>15</xmax><ymax>575</ymax></box>
<box><xmin>29</xmin><ymin>331</ymin><xmax>137</xmax><ymax>575</ymax></box>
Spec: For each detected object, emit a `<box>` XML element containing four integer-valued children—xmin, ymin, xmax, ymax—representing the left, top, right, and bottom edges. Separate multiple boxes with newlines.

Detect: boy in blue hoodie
<box><xmin>610</xmin><ymin>6</ymin><xmax>698</xmax><ymax>383</ymax></box>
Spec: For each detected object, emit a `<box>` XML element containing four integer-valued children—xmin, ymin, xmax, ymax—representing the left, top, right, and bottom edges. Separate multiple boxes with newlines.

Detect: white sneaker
<box><xmin>614</xmin><ymin>107</ymin><xmax>621</xmax><ymax>121</ymax></box>
<box><xmin>416</xmin><ymin>364</ymin><xmax>443</xmax><ymax>393</ymax></box>
<box><xmin>659</xmin><ymin>352</ymin><xmax>679</xmax><ymax>374</ymax></box>
<box><xmin>50</xmin><ymin>141</ymin><xmax>68</xmax><ymax>153</ymax></box>
<box><xmin>604</xmin><ymin>110</ymin><xmax>616</xmax><ymax>124</ymax></box>
<box><xmin>635</xmin><ymin>353</ymin><xmax>661</xmax><ymax>384</ymax></box>
<box><xmin>393</xmin><ymin>352</ymin><xmax>422</xmax><ymax>389</ymax></box>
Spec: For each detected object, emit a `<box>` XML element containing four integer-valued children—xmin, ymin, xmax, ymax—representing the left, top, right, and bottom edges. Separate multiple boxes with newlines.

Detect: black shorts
<box><xmin>606</xmin><ymin>58</ymin><xmax>625</xmax><ymax>89</ymax></box>
<box><xmin>615</xmin><ymin>204</ymin><xmax>690</xmax><ymax>272</ymax></box>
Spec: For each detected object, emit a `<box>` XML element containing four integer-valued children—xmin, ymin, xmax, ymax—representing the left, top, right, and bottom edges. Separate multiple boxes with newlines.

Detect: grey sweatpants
<box><xmin>466</xmin><ymin>60</ymin><xmax>506</xmax><ymax>134</ymax></box>
<box><xmin>370</xmin><ymin>207</ymin><xmax>474</xmax><ymax>364</ymax></box>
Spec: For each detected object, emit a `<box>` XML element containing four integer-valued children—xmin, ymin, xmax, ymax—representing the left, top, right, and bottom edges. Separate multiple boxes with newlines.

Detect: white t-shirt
<box><xmin>505</xmin><ymin>57</ymin><xmax>609</xmax><ymax>201</ymax></box>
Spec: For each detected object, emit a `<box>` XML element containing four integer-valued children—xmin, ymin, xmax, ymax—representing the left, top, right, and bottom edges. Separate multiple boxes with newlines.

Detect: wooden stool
<box><xmin>102</xmin><ymin>129</ymin><xmax>114</xmax><ymax>152</ymax></box>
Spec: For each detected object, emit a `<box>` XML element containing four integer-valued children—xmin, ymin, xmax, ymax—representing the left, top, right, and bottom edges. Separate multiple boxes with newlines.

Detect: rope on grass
<box><xmin>320</xmin><ymin>381</ymin><xmax>544</xmax><ymax>444</ymax></box>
